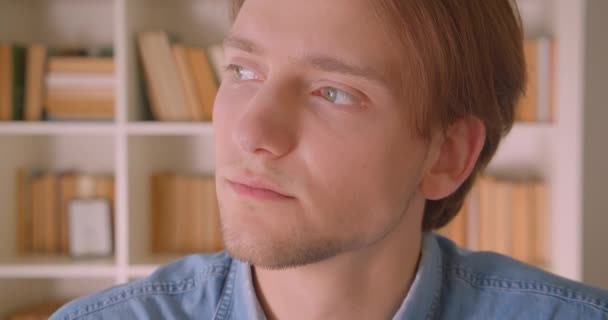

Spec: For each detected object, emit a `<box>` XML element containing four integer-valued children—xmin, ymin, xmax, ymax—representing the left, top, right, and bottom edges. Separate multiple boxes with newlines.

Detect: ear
<box><xmin>419</xmin><ymin>117</ymin><xmax>486</xmax><ymax>200</ymax></box>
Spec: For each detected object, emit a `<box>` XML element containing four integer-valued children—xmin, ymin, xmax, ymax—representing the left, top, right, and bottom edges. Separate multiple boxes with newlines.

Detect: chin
<box><xmin>221</xmin><ymin>223</ymin><xmax>347</xmax><ymax>270</ymax></box>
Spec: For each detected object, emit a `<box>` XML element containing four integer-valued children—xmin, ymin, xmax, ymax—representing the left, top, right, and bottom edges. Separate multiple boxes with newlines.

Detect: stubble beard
<box><xmin>218</xmin><ymin>193</ymin><xmax>415</xmax><ymax>270</ymax></box>
<box><xmin>220</xmin><ymin>214</ymin><xmax>357</xmax><ymax>270</ymax></box>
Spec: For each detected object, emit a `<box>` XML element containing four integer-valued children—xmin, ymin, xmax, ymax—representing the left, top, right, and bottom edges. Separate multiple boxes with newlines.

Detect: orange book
<box><xmin>206</xmin><ymin>176</ymin><xmax>223</xmax><ymax>251</ymax></box>
<box><xmin>44</xmin><ymin>87</ymin><xmax>115</xmax><ymax>119</ymax></box>
<box><xmin>516</xmin><ymin>40</ymin><xmax>540</xmax><ymax>122</ymax></box>
<box><xmin>477</xmin><ymin>176</ymin><xmax>496</xmax><ymax>252</ymax></box>
<box><xmin>173</xmin><ymin>174</ymin><xmax>190</xmax><ymax>252</ymax></box>
<box><xmin>173</xmin><ymin>45</ymin><xmax>204</xmax><ymax>121</ymax></box>
<box><xmin>45</xmin><ymin>98</ymin><xmax>114</xmax><ymax>119</ymax></box>
<box><xmin>532</xmin><ymin>180</ymin><xmax>548</xmax><ymax>268</ymax></box>
<box><xmin>151</xmin><ymin>172</ymin><xmax>179</xmax><ymax>253</ymax></box>
<box><xmin>150</xmin><ymin>172</ymin><xmax>164</xmax><ymax>253</ymax></box>
<box><xmin>493</xmin><ymin>179</ymin><xmax>512</xmax><ymax>256</ymax></box>
<box><xmin>42</xmin><ymin>174</ymin><xmax>59</xmax><ymax>254</ymax></box>
<box><xmin>29</xmin><ymin>175</ymin><xmax>43</xmax><ymax>253</ymax></box>
<box><xmin>187</xmin><ymin>47</ymin><xmax>218</xmax><ymax>121</ymax></box>
<box><xmin>58</xmin><ymin>173</ymin><xmax>78</xmax><ymax>255</ymax></box>
<box><xmin>511</xmin><ymin>181</ymin><xmax>533</xmax><ymax>263</ymax></box>
<box><xmin>15</xmin><ymin>168</ymin><xmax>28</xmax><ymax>255</ymax></box>
<box><xmin>95</xmin><ymin>175</ymin><xmax>115</xmax><ymax>207</ymax></box>
<box><xmin>0</xmin><ymin>45</ymin><xmax>11</xmax><ymax>120</ymax></box>
<box><xmin>190</xmin><ymin>175</ymin><xmax>206</xmax><ymax>251</ymax></box>
<box><xmin>48</xmin><ymin>57</ymin><xmax>114</xmax><ymax>73</ymax></box>
<box><xmin>24</xmin><ymin>44</ymin><xmax>47</xmax><ymax>121</ymax></box>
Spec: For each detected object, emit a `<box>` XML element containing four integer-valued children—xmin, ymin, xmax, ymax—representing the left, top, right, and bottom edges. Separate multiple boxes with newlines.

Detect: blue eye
<box><xmin>318</xmin><ymin>87</ymin><xmax>358</xmax><ymax>105</ymax></box>
<box><xmin>225</xmin><ymin>64</ymin><xmax>258</xmax><ymax>81</ymax></box>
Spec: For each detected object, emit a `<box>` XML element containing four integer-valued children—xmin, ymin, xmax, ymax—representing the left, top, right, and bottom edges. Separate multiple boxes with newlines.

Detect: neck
<box><xmin>252</xmin><ymin>200</ymin><xmax>424</xmax><ymax>320</ymax></box>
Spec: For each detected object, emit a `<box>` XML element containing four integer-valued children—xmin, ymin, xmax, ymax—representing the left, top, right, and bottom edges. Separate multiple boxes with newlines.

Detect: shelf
<box><xmin>128</xmin><ymin>265</ymin><xmax>160</xmax><ymax>279</ymax></box>
<box><xmin>127</xmin><ymin>122</ymin><xmax>214</xmax><ymax>136</ymax></box>
<box><xmin>486</xmin><ymin>122</ymin><xmax>554</xmax><ymax>176</ymax></box>
<box><xmin>0</xmin><ymin>255</ymin><xmax>116</xmax><ymax>278</ymax></box>
<box><xmin>128</xmin><ymin>254</ymin><xmax>199</xmax><ymax>278</ymax></box>
<box><xmin>0</xmin><ymin>122</ymin><xmax>116</xmax><ymax>136</ymax></box>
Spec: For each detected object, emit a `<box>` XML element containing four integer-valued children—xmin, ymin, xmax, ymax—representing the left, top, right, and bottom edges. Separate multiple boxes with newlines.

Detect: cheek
<box><xmin>302</xmin><ymin>127</ymin><xmax>416</xmax><ymax>237</ymax></box>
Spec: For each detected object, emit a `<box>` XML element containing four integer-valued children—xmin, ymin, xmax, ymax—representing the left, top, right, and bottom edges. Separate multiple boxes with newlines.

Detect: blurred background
<box><xmin>0</xmin><ymin>0</ymin><xmax>606</xmax><ymax>318</ymax></box>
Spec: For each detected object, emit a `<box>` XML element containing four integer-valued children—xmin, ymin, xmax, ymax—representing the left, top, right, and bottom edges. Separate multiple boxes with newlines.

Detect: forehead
<box><xmin>230</xmin><ymin>0</ymin><xmax>402</xmax><ymax>82</ymax></box>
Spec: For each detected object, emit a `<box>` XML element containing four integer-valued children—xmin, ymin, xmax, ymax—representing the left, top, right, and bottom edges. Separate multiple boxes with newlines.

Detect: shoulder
<box><xmin>433</xmin><ymin>234</ymin><xmax>608</xmax><ymax>319</ymax></box>
<box><xmin>50</xmin><ymin>251</ymin><xmax>234</xmax><ymax>320</ymax></box>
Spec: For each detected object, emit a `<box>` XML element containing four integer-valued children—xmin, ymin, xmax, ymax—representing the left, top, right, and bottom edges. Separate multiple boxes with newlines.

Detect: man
<box><xmin>52</xmin><ymin>0</ymin><xmax>608</xmax><ymax>319</ymax></box>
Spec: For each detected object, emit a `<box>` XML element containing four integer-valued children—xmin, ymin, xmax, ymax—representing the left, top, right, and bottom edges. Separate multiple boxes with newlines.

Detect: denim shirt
<box><xmin>51</xmin><ymin>233</ymin><xmax>608</xmax><ymax>319</ymax></box>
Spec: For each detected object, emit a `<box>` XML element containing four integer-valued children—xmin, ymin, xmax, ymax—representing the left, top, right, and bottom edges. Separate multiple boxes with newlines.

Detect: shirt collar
<box><xmin>392</xmin><ymin>232</ymin><xmax>443</xmax><ymax>320</ymax></box>
<box><xmin>229</xmin><ymin>232</ymin><xmax>443</xmax><ymax>320</ymax></box>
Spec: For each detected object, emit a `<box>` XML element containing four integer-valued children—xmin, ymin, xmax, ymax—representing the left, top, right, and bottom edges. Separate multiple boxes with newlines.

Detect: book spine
<box><xmin>11</xmin><ymin>46</ymin><xmax>26</xmax><ymax>121</ymax></box>
<box><xmin>0</xmin><ymin>45</ymin><xmax>13</xmax><ymax>120</ymax></box>
<box><xmin>15</xmin><ymin>168</ymin><xmax>28</xmax><ymax>255</ymax></box>
<box><xmin>24</xmin><ymin>44</ymin><xmax>47</xmax><ymax>121</ymax></box>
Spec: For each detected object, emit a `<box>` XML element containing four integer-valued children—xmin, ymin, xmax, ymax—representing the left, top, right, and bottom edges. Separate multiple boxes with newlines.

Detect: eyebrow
<box><xmin>223</xmin><ymin>35</ymin><xmax>386</xmax><ymax>85</ymax></box>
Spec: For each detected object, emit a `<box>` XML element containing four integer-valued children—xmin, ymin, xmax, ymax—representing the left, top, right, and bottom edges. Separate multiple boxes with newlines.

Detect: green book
<box><xmin>11</xmin><ymin>45</ymin><xmax>26</xmax><ymax>121</ymax></box>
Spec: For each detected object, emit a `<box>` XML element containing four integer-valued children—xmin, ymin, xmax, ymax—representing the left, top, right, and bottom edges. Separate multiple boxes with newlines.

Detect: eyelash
<box><xmin>223</xmin><ymin>64</ymin><xmax>361</xmax><ymax>106</ymax></box>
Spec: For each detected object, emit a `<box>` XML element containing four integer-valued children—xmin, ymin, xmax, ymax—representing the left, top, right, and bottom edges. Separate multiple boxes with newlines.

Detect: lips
<box><xmin>227</xmin><ymin>175</ymin><xmax>294</xmax><ymax>199</ymax></box>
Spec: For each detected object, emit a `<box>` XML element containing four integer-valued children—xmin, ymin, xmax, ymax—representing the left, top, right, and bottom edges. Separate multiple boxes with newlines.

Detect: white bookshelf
<box><xmin>0</xmin><ymin>0</ymin><xmax>600</xmax><ymax>315</ymax></box>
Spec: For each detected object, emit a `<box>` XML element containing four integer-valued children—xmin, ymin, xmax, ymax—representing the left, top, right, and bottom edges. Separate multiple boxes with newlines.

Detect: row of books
<box><xmin>138</xmin><ymin>31</ymin><xmax>224</xmax><ymax>122</ymax></box>
<box><xmin>150</xmin><ymin>171</ymin><xmax>223</xmax><ymax>254</ymax></box>
<box><xmin>0</xmin><ymin>44</ymin><xmax>115</xmax><ymax>122</ymax></box>
<box><xmin>15</xmin><ymin>169</ymin><xmax>115</xmax><ymax>256</ymax></box>
<box><xmin>436</xmin><ymin>175</ymin><xmax>547</xmax><ymax>268</ymax></box>
<box><xmin>514</xmin><ymin>38</ymin><xmax>555</xmax><ymax>122</ymax></box>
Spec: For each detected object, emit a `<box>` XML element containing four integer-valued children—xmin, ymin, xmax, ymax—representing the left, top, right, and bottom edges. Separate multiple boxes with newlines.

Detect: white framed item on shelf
<box><xmin>68</xmin><ymin>199</ymin><xmax>113</xmax><ymax>258</ymax></box>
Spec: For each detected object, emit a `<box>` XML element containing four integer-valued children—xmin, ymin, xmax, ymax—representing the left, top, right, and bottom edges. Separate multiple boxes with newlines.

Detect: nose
<box><xmin>231</xmin><ymin>80</ymin><xmax>298</xmax><ymax>158</ymax></box>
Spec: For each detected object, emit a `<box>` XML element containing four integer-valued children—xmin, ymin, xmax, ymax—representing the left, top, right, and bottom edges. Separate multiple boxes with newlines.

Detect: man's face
<box><xmin>213</xmin><ymin>0</ymin><xmax>430</xmax><ymax>268</ymax></box>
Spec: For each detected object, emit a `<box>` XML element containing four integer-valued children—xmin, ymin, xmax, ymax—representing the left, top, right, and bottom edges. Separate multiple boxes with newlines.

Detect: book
<box><xmin>45</xmin><ymin>72</ymin><xmax>115</xmax><ymax>90</ymax></box>
<box><xmin>137</xmin><ymin>31</ymin><xmax>190</xmax><ymax>121</ymax></box>
<box><xmin>24</xmin><ymin>44</ymin><xmax>48</xmax><ymax>121</ymax></box>
<box><xmin>15</xmin><ymin>168</ymin><xmax>28</xmax><ymax>255</ymax></box>
<box><xmin>58</xmin><ymin>172</ymin><xmax>78</xmax><ymax>255</ymax></box>
<box><xmin>511</xmin><ymin>181</ymin><xmax>533</xmax><ymax>263</ymax></box>
<box><xmin>44</xmin><ymin>87</ymin><xmax>114</xmax><ymax>120</ymax></box>
<box><xmin>493</xmin><ymin>179</ymin><xmax>512</xmax><ymax>256</ymax></box>
<box><xmin>48</xmin><ymin>56</ymin><xmax>114</xmax><ymax>74</ymax></box>
<box><xmin>0</xmin><ymin>44</ymin><xmax>27</xmax><ymax>121</ymax></box>
<box><xmin>173</xmin><ymin>45</ymin><xmax>205</xmax><ymax>121</ymax></box>
<box><xmin>0</xmin><ymin>45</ymin><xmax>9</xmax><ymax>120</ymax></box>
<box><xmin>150</xmin><ymin>172</ymin><xmax>163</xmax><ymax>253</ymax></box>
<box><xmin>150</xmin><ymin>172</ymin><xmax>223</xmax><ymax>254</ymax></box>
<box><xmin>41</xmin><ymin>174</ymin><xmax>59</xmax><ymax>253</ymax></box>
<box><xmin>187</xmin><ymin>47</ymin><xmax>218</xmax><ymax>121</ymax></box>
<box><xmin>29</xmin><ymin>174</ymin><xmax>44</xmax><ymax>253</ymax></box>
<box><xmin>208</xmin><ymin>44</ymin><xmax>225</xmax><ymax>83</ymax></box>
<box><xmin>29</xmin><ymin>173</ymin><xmax>58</xmax><ymax>254</ymax></box>
<box><xmin>532</xmin><ymin>180</ymin><xmax>548</xmax><ymax>267</ymax></box>
<box><xmin>207</xmin><ymin>176</ymin><xmax>223</xmax><ymax>251</ymax></box>
<box><xmin>477</xmin><ymin>175</ymin><xmax>497</xmax><ymax>252</ymax></box>
<box><xmin>173</xmin><ymin>173</ymin><xmax>189</xmax><ymax>251</ymax></box>
<box><xmin>516</xmin><ymin>38</ymin><xmax>554</xmax><ymax>122</ymax></box>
